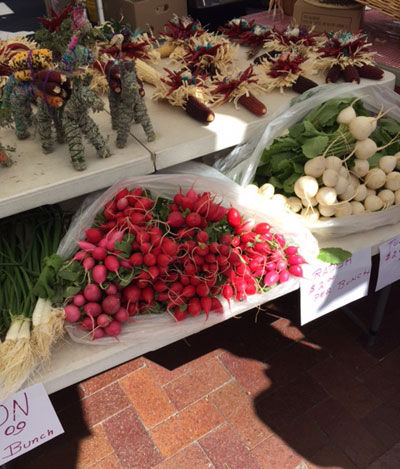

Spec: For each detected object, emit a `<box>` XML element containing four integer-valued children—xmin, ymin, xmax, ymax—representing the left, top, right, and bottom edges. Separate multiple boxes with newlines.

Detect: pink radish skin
<box><xmin>288</xmin><ymin>255</ymin><xmax>305</xmax><ymax>265</ymax></box>
<box><xmin>264</xmin><ymin>271</ymin><xmax>279</xmax><ymax>287</ymax></box>
<box><xmin>98</xmin><ymin>238</ymin><xmax>108</xmax><ymax>248</ymax></box>
<box><xmin>83</xmin><ymin>256</ymin><xmax>95</xmax><ymax>272</ymax></box>
<box><xmin>105</xmin><ymin>256</ymin><xmax>120</xmax><ymax>274</ymax></box>
<box><xmin>72</xmin><ymin>250</ymin><xmax>87</xmax><ymax>262</ymax></box>
<box><xmin>279</xmin><ymin>270</ymin><xmax>290</xmax><ymax>283</ymax></box>
<box><xmin>115</xmin><ymin>307</ymin><xmax>129</xmax><ymax>323</ymax></box>
<box><xmin>285</xmin><ymin>246</ymin><xmax>298</xmax><ymax>256</ymax></box>
<box><xmin>104</xmin><ymin>320</ymin><xmax>121</xmax><ymax>337</ymax></box>
<box><xmin>64</xmin><ymin>304</ymin><xmax>81</xmax><ymax>322</ymax></box>
<box><xmin>84</xmin><ymin>283</ymin><xmax>102</xmax><ymax>302</ymax></box>
<box><xmin>167</xmin><ymin>211</ymin><xmax>185</xmax><ymax>228</ymax></box>
<box><xmin>92</xmin><ymin>265</ymin><xmax>107</xmax><ymax>285</ymax></box>
<box><xmin>73</xmin><ymin>294</ymin><xmax>86</xmax><ymax>307</ymax></box>
<box><xmin>85</xmin><ymin>228</ymin><xmax>102</xmax><ymax>244</ymax></box>
<box><xmin>84</xmin><ymin>302</ymin><xmax>102</xmax><ymax>317</ymax></box>
<box><xmin>97</xmin><ymin>313</ymin><xmax>112</xmax><ymax>328</ymax></box>
<box><xmin>289</xmin><ymin>265</ymin><xmax>303</xmax><ymax>277</ymax></box>
<box><xmin>102</xmin><ymin>295</ymin><xmax>120</xmax><ymax>315</ymax></box>
<box><xmin>105</xmin><ymin>283</ymin><xmax>118</xmax><ymax>295</ymax></box>
<box><xmin>78</xmin><ymin>240</ymin><xmax>96</xmax><ymax>252</ymax></box>
<box><xmin>80</xmin><ymin>316</ymin><xmax>95</xmax><ymax>331</ymax></box>
<box><xmin>92</xmin><ymin>328</ymin><xmax>105</xmax><ymax>340</ymax></box>
<box><xmin>92</xmin><ymin>247</ymin><xmax>107</xmax><ymax>261</ymax></box>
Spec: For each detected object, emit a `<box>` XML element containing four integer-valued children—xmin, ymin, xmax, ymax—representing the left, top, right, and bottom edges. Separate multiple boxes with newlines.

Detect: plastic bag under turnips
<box><xmin>213</xmin><ymin>82</ymin><xmax>400</xmax><ymax>239</ymax></box>
<box><xmin>59</xmin><ymin>170</ymin><xmax>319</xmax><ymax>345</ymax></box>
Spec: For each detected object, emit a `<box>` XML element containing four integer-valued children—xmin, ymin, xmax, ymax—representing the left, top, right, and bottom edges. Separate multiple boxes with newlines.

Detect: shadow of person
<box><xmin>145</xmin><ymin>288</ymin><xmax>391</xmax><ymax>469</ymax></box>
<box><xmin>6</xmin><ymin>385</ymin><xmax>89</xmax><ymax>469</ymax></box>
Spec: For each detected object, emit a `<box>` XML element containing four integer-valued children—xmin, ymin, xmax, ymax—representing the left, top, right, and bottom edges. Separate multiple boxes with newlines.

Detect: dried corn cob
<box><xmin>36</xmin><ymin>70</ymin><xmax>68</xmax><ymax>85</ymax></box>
<box><xmin>342</xmin><ymin>65</ymin><xmax>360</xmax><ymax>84</ymax></box>
<box><xmin>13</xmin><ymin>70</ymin><xmax>33</xmax><ymax>82</ymax></box>
<box><xmin>326</xmin><ymin>64</ymin><xmax>341</xmax><ymax>84</ymax></box>
<box><xmin>356</xmin><ymin>64</ymin><xmax>384</xmax><ymax>80</ymax></box>
<box><xmin>292</xmin><ymin>75</ymin><xmax>318</xmax><ymax>94</ymax></box>
<box><xmin>184</xmin><ymin>96</ymin><xmax>215</xmax><ymax>124</ymax></box>
<box><xmin>9</xmin><ymin>49</ymin><xmax>52</xmax><ymax>71</ymax></box>
<box><xmin>135</xmin><ymin>59</ymin><xmax>161</xmax><ymax>87</ymax></box>
<box><xmin>237</xmin><ymin>93</ymin><xmax>266</xmax><ymax>116</ymax></box>
<box><xmin>156</xmin><ymin>41</ymin><xmax>177</xmax><ymax>58</ymax></box>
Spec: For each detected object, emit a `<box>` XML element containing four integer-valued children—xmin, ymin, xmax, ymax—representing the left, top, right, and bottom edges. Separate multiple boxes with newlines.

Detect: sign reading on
<box><xmin>300</xmin><ymin>248</ymin><xmax>371</xmax><ymax>325</ymax></box>
<box><xmin>376</xmin><ymin>236</ymin><xmax>400</xmax><ymax>292</ymax></box>
<box><xmin>0</xmin><ymin>383</ymin><xmax>64</xmax><ymax>463</ymax></box>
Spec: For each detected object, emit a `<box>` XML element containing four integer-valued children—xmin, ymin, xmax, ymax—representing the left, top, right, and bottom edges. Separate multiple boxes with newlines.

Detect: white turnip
<box><xmin>379</xmin><ymin>155</ymin><xmax>397</xmax><ymax>174</ymax></box>
<box><xmin>301</xmin><ymin>207</ymin><xmax>320</xmax><ymax>222</ymax></box>
<box><xmin>335</xmin><ymin>176</ymin><xmax>349</xmax><ymax>195</ymax></box>
<box><xmin>339</xmin><ymin>184</ymin><xmax>355</xmax><ymax>201</ymax></box>
<box><xmin>319</xmin><ymin>204</ymin><xmax>336</xmax><ymax>217</ymax></box>
<box><xmin>364</xmin><ymin>195</ymin><xmax>384</xmax><ymax>211</ymax></box>
<box><xmin>258</xmin><ymin>183</ymin><xmax>275</xmax><ymax>199</ymax></box>
<box><xmin>349</xmin><ymin>116</ymin><xmax>377</xmax><ymax>141</ymax></box>
<box><xmin>294</xmin><ymin>176</ymin><xmax>319</xmax><ymax>200</ymax></box>
<box><xmin>304</xmin><ymin>156</ymin><xmax>326</xmax><ymax>178</ymax></box>
<box><xmin>365</xmin><ymin>168</ymin><xmax>386</xmax><ymax>189</ymax></box>
<box><xmin>378</xmin><ymin>189</ymin><xmax>395</xmax><ymax>208</ymax></box>
<box><xmin>354</xmin><ymin>184</ymin><xmax>367</xmax><ymax>202</ymax></box>
<box><xmin>385</xmin><ymin>172</ymin><xmax>400</xmax><ymax>191</ymax></box>
<box><xmin>316</xmin><ymin>187</ymin><xmax>337</xmax><ymax>206</ymax></box>
<box><xmin>335</xmin><ymin>202</ymin><xmax>352</xmax><ymax>217</ymax></box>
<box><xmin>322</xmin><ymin>169</ymin><xmax>339</xmax><ymax>187</ymax></box>
<box><xmin>301</xmin><ymin>196</ymin><xmax>318</xmax><ymax>207</ymax></box>
<box><xmin>326</xmin><ymin>156</ymin><xmax>342</xmax><ymax>173</ymax></box>
<box><xmin>287</xmin><ymin>196</ymin><xmax>302</xmax><ymax>213</ymax></box>
<box><xmin>350</xmin><ymin>201</ymin><xmax>365</xmax><ymax>214</ymax></box>
<box><xmin>352</xmin><ymin>159</ymin><xmax>369</xmax><ymax>178</ymax></box>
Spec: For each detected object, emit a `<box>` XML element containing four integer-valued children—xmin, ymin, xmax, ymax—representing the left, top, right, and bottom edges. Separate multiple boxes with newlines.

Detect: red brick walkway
<box><xmin>8</xmin><ymin>283</ymin><xmax>400</xmax><ymax>469</ymax></box>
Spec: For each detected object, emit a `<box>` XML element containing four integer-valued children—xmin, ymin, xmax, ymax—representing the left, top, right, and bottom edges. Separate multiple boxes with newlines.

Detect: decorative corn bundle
<box><xmin>210</xmin><ymin>66</ymin><xmax>267</xmax><ymax>116</ymax></box>
<box><xmin>256</xmin><ymin>52</ymin><xmax>318</xmax><ymax>94</ymax></box>
<box><xmin>9</xmin><ymin>49</ymin><xmax>53</xmax><ymax>82</ymax></box>
<box><xmin>317</xmin><ymin>32</ymin><xmax>384</xmax><ymax>83</ymax></box>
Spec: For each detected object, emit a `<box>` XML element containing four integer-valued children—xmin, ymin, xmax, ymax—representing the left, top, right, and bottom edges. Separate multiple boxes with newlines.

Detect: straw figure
<box><xmin>62</xmin><ymin>73</ymin><xmax>110</xmax><ymax>171</ymax></box>
<box><xmin>107</xmin><ymin>60</ymin><xmax>155</xmax><ymax>148</ymax></box>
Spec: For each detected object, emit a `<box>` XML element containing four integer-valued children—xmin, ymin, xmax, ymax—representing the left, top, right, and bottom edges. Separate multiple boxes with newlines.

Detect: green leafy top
<box><xmin>317</xmin><ymin>247</ymin><xmax>352</xmax><ymax>265</ymax></box>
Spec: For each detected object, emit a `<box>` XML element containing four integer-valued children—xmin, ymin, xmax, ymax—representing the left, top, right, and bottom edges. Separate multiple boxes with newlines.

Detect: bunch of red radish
<box><xmin>62</xmin><ymin>186</ymin><xmax>305</xmax><ymax>340</ymax></box>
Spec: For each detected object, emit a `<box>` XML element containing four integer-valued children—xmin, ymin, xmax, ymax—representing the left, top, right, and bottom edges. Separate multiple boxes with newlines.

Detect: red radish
<box><xmin>130</xmin><ymin>212</ymin><xmax>145</xmax><ymax>225</ymax></box>
<box><xmin>264</xmin><ymin>271</ymin><xmax>279</xmax><ymax>287</ymax></box>
<box><xmin>274</xmin><ymin>234</ymin><xmax>286</xmax><ymax>248</ymax></box>
<box><xmin>97</xmin><ymin>313</ymin><xmax>112</xmax><ymax>327</ymax></box>
<box><xmin>235</xmin><ymin>219</ymin><xmax>256</xmax><ymax>235</ymax></box>
<box><xmin>285</xmin><ymin>245</ymin><xmax>298</xmax><ymax>256</ymax></box>
<box><xmin>135</xmin><ymin>197</ymin><xmax>154</xmax><ymax>211</ymax></box>
<box><xmin>162</xmin><ymin>238</ymin><xmax>178</xmax><ymax>256</ymax></box>
<box><xmin>154</xmin><ymin>280</ymin><xmax>167</xmax><ymax>292</ymax></box>
<box><xmin>185</xmin><ymin>212</ymin><xmax>202</xmax><ymax>227</ymax></box>
<box><xmin>84</xmin><ymin>302</ymin><xmax>102</xmax><ymax>317</ymax></box>
<box><xmin>92</xmin><ymin>265</ymin><xmax>107</xmax><ymax>285</ymax></box>
<box><xmin>129</xmin><ymin>252</ymin><xmax>143</xmax><ymax>266</ymax></box>
<box><xmin>104</xmin><ymin>255</ymin><xmax>120</xmax><ymax>274</ymax></box>
<box><xmin>255</xmin><ymin>223</ymin><xmax>271</xmax><ymax>235</ymax></box>
<box><xmin>196</xmin><ymin>231</ymin><xmax>209</xmax><ymax>243</ymax></box>
<box><xmin>182</xmin><ymin>285</ymin><xmax>196</xmax><ymax>297</ymax></box>
<box><xmin>73</xmin><ymin>294</ymin><xmax>86</xmax><ymax>307</ymax></box>
<box><xmin>84</xmin><ymin>283</ymin><xmax>102</xmax><ymax>302</ymax></box>
<box><xmin>188</xmin><ymin>298</ymin><xmax>202</xmax><ymax>316</ymax></box>
<box><xmin>100</xmin><ymin>220</ymin><xmax>116</xmax><ymax>231</ymax></box>
<box><xmin>287</xmin><ymin>255</ymin><xmax>305</xmax><ymax>265</ymax></box>
<box><xmin>181</xmin><ymin>196</ymin><xmax>194</xmax><ymax>211</ymax></box>
<box><xmin>196</xmin><ymin>284</ymin><xmax>209</xmax><ymax>297</ymax></box>
<box><xmin>227</xmin><ymin>208</ymin><xmax>241</xmax><ymax>227</ymax></box>
<box><xmin>279</xmin><ymin>270</ymin><xmax>290</xmax><ymax>283</ymax></box>
<box><xmin>92</xmin><ymin>246</ymin><xmax>107</xmax><ymax>261</ymax></box>
<box><xmin>92</xmin><ymin>328</ymin><xmax>105</xmax><ymax>340</ymax></box>
<box><xmin>211</xmin><ymin>297</ymin><xmax>223</xmax><ymax>314</ymax></box>
<box><xmin>102</xmin><ymin>295</ymin><xmax>120</xmax><ymax>315</ymax></box>
<box><xmin>84</xmin><ymin>228</ymin><xmax>102</xmax><ymax>244</ymax></box>
<box><xmin>64</xmin><ymin>304</ymin><xmax>81</xmax><ymax>322</ymax></box>
<box><xmin>78</xmin><ymin>240</ymin><xmax>96</xmax><ymax>252</ymax></box>
<box><xmin>127</xmin><ymin>303</ymin><xmax>139</xmax><ymax>316</ymax></box>
<box><xmin>144</xmin><ymin>252</ymin><xmax>156</xmax><ymax>266</ymax></box>
<box><xmin>222</xmin><ymin>284</ymin><xmax>234</xmax><ymax>304</ymax></box>
<box><xmin>123</xmin><ymin>285</ymin><xmax>141</xmax><ymax>303</ymax></box>
<box><xmin>120</xmin><ymin>259</ymin><xmax>132</xmax><ymax>270</ymax></box>
<box><xmin>115</xmin><ymin>307</ymin><xmax>129</xmax><ymax>322</ymax></box>
<box><xmin>276</xmin><ymin>259</ymin><xmax>287</xmax><ymax>272</ymax></box>
<box><xmin>83</xmin><ymin>256</ymin><xmax>95</xmax><ymax>272</ymax></box>
<box><xmin>104</xmin><ymin>320</ymin><xmax>121</xmax><ymax>337</ymax></box>
<box><xmin>80</xmin><ymin>316</ymin><xmax>95</xmax><ymax>331</ymax></box>
<box><xmin>174</xmin><ymin>308</ymin><xmax>187</xmax><ymax>322</ymax></box>
<box><xmin>116</xmin><ymin>198</ymin><xmax>128</xmax><ymax>211</ymax></box>
<box><xmin>266</xmin><ymin>263</ymin><xmax>277</xmax><ymax>272</ymax></box>
<box><xmin>141</xmin><ymin>287</ymin><xmax>154</xmax><ymax>303</ymax></box>
<box><xmin>148</xmin><ymin>265</ymin><xmax>160</xmax><ymax>279</ymax></box>
<box><xmin>289</xmin><ymin>265</ymin><xmax>303</xmax><ymax>277</ymax></box>
<box><xmin>200</xmin><ymin>297</ymin><xmax>212</xmax><ymax>318</ymax></box>
<box><xmin>157</xmin><ymin>253</ymin><xmax>171</xmax><ymax>266</ymax></box>
<box><xmin>186</xmin><ymin>188</ymin><xmax>198</xmax><ymax>202</ymax></box>
<box><xmin>157</xmin><ymin>292</ymin><xmax>169</xmax><ymax>302</ymax></box>
<box><xmin>139</xmin><ymin>242</ymin><xmax>151</xmax><ymax>254</ymax></box>
<box><xmin>115</xmin><ymin>188</ymin><xmax>129</xmax><ymax>200</ymax></box>
<box><xmin>245</xmin><ymin>282</ymin><xmax>257</xmax><ymax>295</ymax></box>
<box><xmin>98</xmin><ymin>238</ymin><xmax>108</xmax><ymax>248</ymax></box>
<box><xmin>72</xmin><ymin>250</ymin><xmax>87</xmax><ymax>262</ymax></box>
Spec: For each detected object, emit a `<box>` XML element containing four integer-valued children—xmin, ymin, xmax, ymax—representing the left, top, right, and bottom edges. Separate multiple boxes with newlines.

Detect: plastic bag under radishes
<box><xmin>58</xmin><ymin>170</ymin><xmax>318</xmax><ymax>345</ymax></box>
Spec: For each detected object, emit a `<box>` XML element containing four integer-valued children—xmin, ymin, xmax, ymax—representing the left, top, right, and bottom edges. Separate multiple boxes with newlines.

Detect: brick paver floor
<box><xmin>7</xmin><ymin>282</ymin><xmax>400</xmax><ymax>469</ymax></box>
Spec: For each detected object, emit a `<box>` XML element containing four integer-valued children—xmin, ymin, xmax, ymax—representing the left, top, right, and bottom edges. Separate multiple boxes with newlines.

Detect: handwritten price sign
<box><xmin>0</xmin><ymin>383</ymin><xmax>64</xmax><ymax>463</ymax></box>
<box><xmin>300</xmin><ymin>248</ymin><xmax>372</xmax><ymax>325</ymax></box>
<box><xmin>376</xmin><ymin>236</ymin><xmax>400</xmax><ymax>291</ymax></box>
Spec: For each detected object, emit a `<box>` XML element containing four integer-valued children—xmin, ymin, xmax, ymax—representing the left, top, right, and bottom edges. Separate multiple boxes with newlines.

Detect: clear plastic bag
<box><xmin>59</xmin><ymin>168</ymin><xmax>318</xmax><ymax>345</ymax></box>
<box><xmin>213</xmin><ymin>83</ymin><xmax>400</xmax><ymax>239</ymax></box>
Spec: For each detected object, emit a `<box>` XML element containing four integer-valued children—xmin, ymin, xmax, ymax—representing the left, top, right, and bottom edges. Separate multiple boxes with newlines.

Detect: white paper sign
<box><xmin>376</xmin><ymin>236</ymin><xmax>400</xmax><ymax>292</ymax></box>
<box><xmin>0</xmin><ymin>383</ymin><xmax>64</xmax><ymax>463</ymax></box>
<box><xmin>300</xmin><ymin>248</ymin><xmax>371</xmax><ymax>325</ymax></box>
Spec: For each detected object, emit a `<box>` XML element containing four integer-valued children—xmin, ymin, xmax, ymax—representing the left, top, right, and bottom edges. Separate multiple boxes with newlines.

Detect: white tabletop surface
<box><xmin>0</xmin><ymin>110</ymin><xmax>154</xmax><ymax>218</ymax></box>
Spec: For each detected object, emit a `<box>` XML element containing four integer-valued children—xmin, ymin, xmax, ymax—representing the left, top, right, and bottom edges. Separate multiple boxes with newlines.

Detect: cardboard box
<box><xmin>103</xmin><ymin>0</ymin><xmax>187</xmax><ymax>35</ymax></box>
<box><xmin>293</xmin><ymin>0</ymin><xmax>364</xmax><ymax>33</ymax></box>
